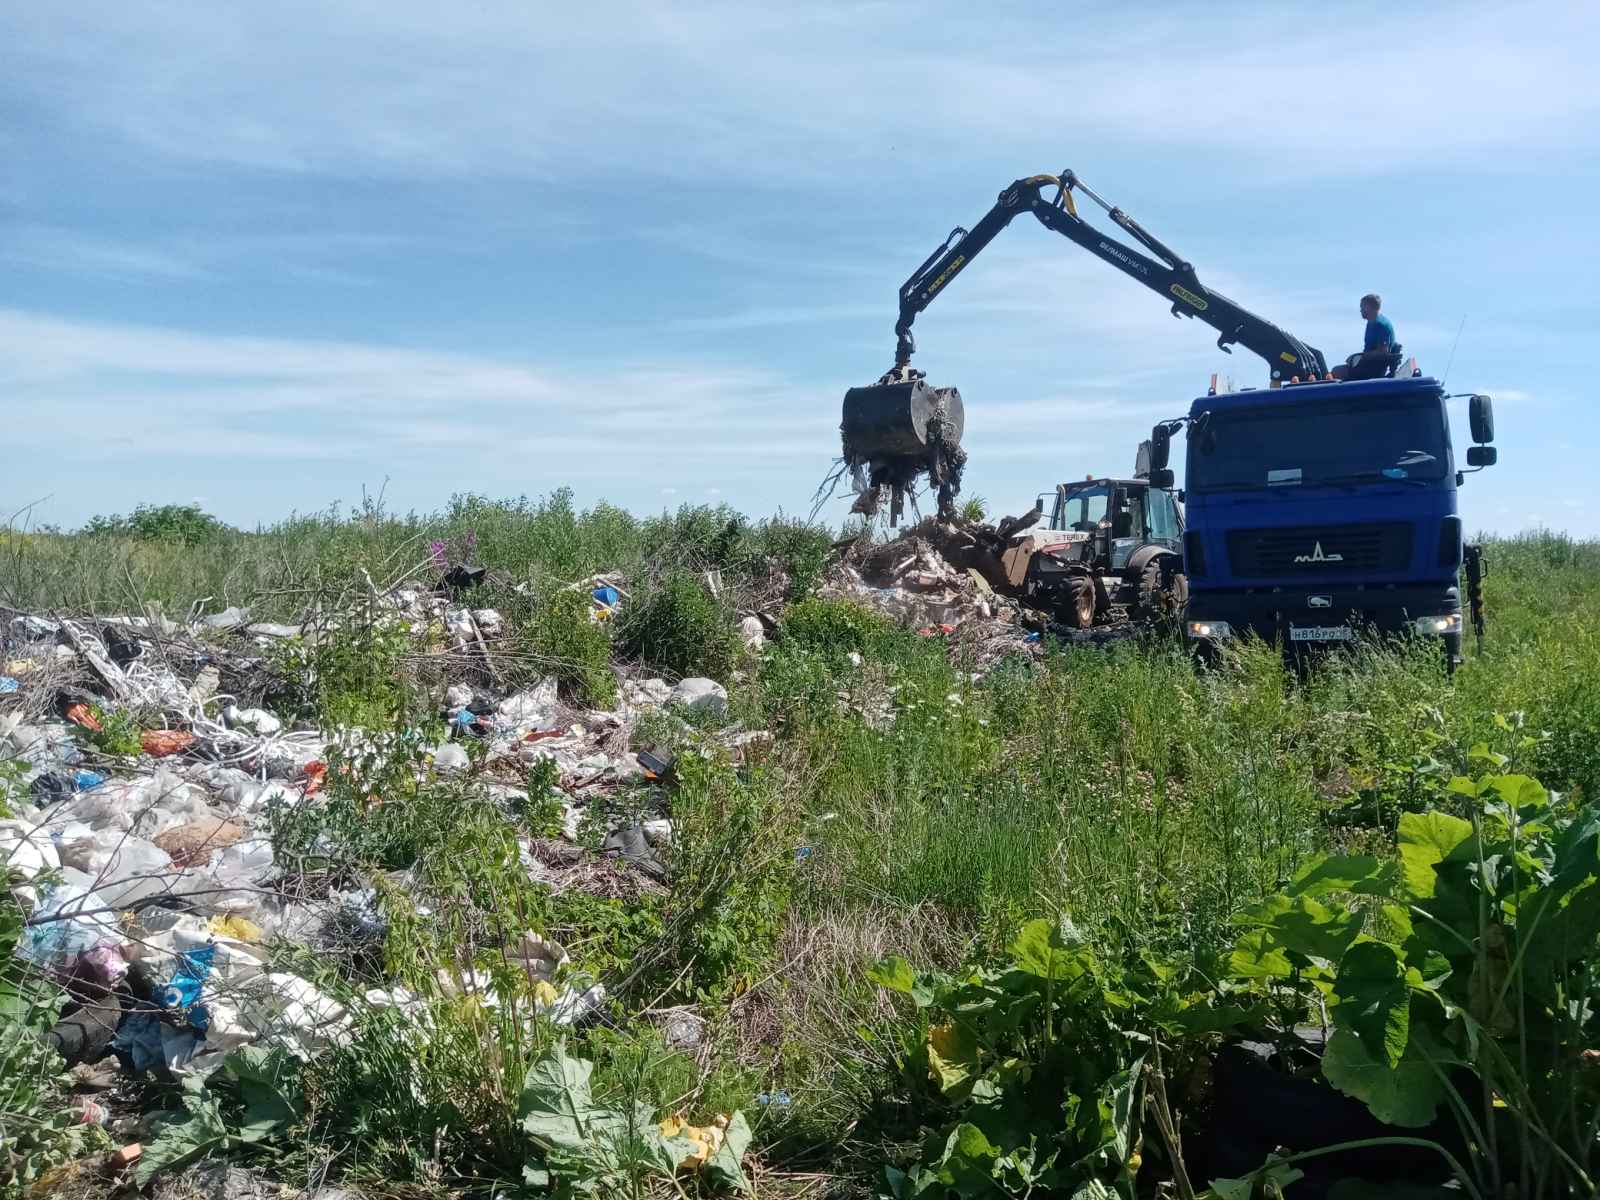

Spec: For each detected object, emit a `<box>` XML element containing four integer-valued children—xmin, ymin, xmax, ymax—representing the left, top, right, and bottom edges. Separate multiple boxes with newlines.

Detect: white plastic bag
<box><xmin>498</xmin><ymin>679</ymin><xmax>560</xmax><ymax>732</ymax></box>
<box><xmin>132</xmin><ymin>770</ymin><xmax>219</xmax><ymax>839</ymax></box>
<box><xmin>58</xmin><ymin>830</ymin><xmax>175</xmax><ymax>909</ymax></box>
<box><xmin>16</xmin><ymin>883</ymin><xmax>124</xmax><ymax>970</ymax></box>
<box><xmin>1</xmin><ymin>817</ymin><xmax>62</xmax><ymax>905</ymax></box>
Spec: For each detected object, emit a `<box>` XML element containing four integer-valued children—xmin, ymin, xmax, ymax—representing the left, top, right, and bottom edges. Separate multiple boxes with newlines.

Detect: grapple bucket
<box><xmin>840</xmin><ymin>379</ymin><xmax>966</xmax><ymax>523</ymax></box>
<box><xmin>840</xmin><ymin>380</ymin><xmax>964</xmax><ymax>466</ymax></box>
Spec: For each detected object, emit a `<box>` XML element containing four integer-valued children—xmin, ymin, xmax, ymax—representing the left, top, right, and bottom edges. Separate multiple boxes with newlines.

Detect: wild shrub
<box><xmin>777</xmin><ymin>595</ymin><xmax>906</xmax><ymax>663</ymax></box>
<box><xmin>81</xmin><ymin>502</ymin><xmax>233</xmax><ymax>544</ymax></box>
<box><xmin>620</xmin><ymin>570</ymin><xmax>739</xmax><ymax>681</ymax></box>
<box><xmin>266</xmin><ymin>618</ymin><xmax>413</xmax><ymax>730</ymax></box>
<box><xmin>521</xmin><ymin>586</ymin><xmax>617</xmax><ymax>707</ymax></box>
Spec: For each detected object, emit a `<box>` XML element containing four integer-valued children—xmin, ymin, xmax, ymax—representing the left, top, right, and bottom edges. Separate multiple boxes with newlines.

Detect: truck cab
<box><xmin>1155</xmin><ymin>375</ymin><xmax>1497</xmax><ymax>664</ymax></box>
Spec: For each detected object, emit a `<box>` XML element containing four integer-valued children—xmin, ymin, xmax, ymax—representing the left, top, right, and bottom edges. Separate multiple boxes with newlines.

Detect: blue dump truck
<box><xmin>1146</xmin><ymin>375</ymin><xmax>1498</xmax><ymax>665</ymax></box>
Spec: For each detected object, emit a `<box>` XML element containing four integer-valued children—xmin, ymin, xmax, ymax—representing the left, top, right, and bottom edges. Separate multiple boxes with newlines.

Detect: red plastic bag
<box><xmin>140</xmin><ymin>729</ymin><xmax>196</xmax><ymax>757</ymax></box>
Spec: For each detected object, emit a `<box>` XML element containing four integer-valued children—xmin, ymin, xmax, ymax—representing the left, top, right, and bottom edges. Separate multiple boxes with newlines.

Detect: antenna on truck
<box><xmin>1441</xmin><ymin>314</ymin><xmax>1467</xmax><ymax>387</ymax></box>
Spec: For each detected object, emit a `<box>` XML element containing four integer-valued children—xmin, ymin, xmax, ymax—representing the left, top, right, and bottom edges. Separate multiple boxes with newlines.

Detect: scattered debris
<box><xmin>2</xmin><ymin>576</ymin><xmax>772</xmax><ymax>1107</ymax></box>
<box><xmin>670</xmin><ymin>677</ymin><xmax>729</xmax><ymax>715</ymax></box>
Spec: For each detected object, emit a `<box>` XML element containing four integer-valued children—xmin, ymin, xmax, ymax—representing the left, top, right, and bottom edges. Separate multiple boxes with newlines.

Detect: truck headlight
<box><xmin>1413</xmin><ymin>613</ymin><xmax>1462</xmax><ymax>636</ymax></box>
<box><xmin>1187</xmin><ymin>620</ymin><xmax>1234</xmax><ymax>640</ymax></box>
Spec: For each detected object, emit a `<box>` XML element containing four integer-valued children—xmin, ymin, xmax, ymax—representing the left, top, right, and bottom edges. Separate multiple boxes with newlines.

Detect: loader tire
<box><xmin>1060</xmin><ymin>575</ymin><xmax>1096</xmax><ymax>629</ymax></box>
<box><xmin>1137</xmin><ymin>556</ymin><xmax>1188</xmax><ymax>633</ymax></box>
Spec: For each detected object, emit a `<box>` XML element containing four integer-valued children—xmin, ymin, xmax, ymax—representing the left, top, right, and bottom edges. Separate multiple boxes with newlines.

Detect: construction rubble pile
<box><xmin>824</xmin><ymin>515</ymin><xmax>1139</xmax><ymax>662</ymax></box>
<box><xmin>0</xmin><ymin>586</ymin><xmax>764</xmax><ymax>1104</ymax></box>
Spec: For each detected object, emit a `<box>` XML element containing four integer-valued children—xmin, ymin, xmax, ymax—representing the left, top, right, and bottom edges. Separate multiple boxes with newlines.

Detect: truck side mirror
<box><xmin>1149</xmin><ymin>425</ymin><xmax>1172</xmax><ymax>471</ymax></box>
<box><xmin>1466</xmin><ymin>445</ymin><xmax>1497</xmax><ymax>468</ymax></box>
<box><xmin>1151</xmin><ymin>468</ymin><xmax>1176</xmax><ymax>489</ymax></box>
<box><xmin>1469</xmin><ymin>394</ymin><xmax>1495</xmax><ymax>443</ymax></box>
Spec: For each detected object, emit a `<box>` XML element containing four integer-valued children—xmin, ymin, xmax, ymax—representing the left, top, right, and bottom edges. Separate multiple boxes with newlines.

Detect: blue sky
<box><xmin>4</xmin><ymin>1</ymin><xmax>1597</xmax><ymax>534</ymax></box>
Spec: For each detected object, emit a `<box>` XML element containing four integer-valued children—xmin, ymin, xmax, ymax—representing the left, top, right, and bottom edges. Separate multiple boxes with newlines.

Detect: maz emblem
<box><xmin>1307</xmin><ymin>594</ymin><xmax>1333</xmax><ymax>609</ymax></box>
<box><xmin>1294</xmin><ymin>541</ymin><xmax>1343</xmax><ymax>564</ymax></box>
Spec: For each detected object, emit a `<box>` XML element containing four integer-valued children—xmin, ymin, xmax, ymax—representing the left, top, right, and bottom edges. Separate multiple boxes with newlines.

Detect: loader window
<box><xmin>1052</xmin><ymin>485</ymin><xmax>1110</xmax><ymax>532</ymax></box>
<box><xmin>1115</xmin><ymin>491</ymin><xmax>1142</xmax><ymax>540</ymax></box>
<box><xmin>1148</xmin><ymin>489</ymin><xmax>1181</xmax><ymax>544</ymax></box>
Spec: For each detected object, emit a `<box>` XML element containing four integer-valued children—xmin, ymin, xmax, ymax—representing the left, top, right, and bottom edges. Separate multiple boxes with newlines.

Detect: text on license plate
<box><xmin>1290</xmin><ymin>625</ymin><xmax>1355</xmax><ymax>642</ymax></box>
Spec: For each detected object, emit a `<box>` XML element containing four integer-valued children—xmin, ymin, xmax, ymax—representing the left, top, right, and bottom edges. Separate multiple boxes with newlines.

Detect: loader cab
<box><xmin>1050</xmin><ymin>479</ymin><xmax>1183</xmax><ymax>570</ymax></box>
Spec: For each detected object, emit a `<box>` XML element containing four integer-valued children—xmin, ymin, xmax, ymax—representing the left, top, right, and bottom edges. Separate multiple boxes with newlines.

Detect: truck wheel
<box><xmin>1060</xmin><ymin>576</ymin><xmax>1096</xmax><ymax>629</ymax></box>
<box><xmin>1137</xmin><ymin>556</ymin><xmax>1187</xmax><ymax>632</ymax></box>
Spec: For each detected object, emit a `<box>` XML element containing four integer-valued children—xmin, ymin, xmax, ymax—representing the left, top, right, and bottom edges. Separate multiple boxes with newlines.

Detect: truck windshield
<box><xmin>1187</xmin><ymin>394</ymin><xmax>1449</xmax><ymax>492</ymax></box>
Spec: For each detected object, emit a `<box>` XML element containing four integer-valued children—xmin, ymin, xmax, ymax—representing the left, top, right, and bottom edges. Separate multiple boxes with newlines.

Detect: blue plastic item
<box><xmin>0</xmin><ymin>676</ymin><xmax>18</xmax><ymax>694</ymax></box>
<box><xmin>592</xmin><ymin>585</ymin><xmax>621</xmax><ymax>609</ymax></box>
<box><xmin>74</xmin><ymin>770</ymin><xmax>105</xmax><ymax>792</ymax></box>
<box><xmin>161</xmin><ymin>943</ymin><xmax>217</xmax><ymax>1032</ymax></box>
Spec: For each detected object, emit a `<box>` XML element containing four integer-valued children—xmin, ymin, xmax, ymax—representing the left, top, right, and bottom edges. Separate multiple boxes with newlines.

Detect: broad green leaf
<box><xmin>1397</xmin><ymin>811</ymin><xmax>1475</xmax><ymax>899</ymax></box>
<box><xmin>1521</xmin><ymin>880</ymin><xmax>1600</xmax><ymax>985</ymax></box>
<box><xmin>1242</xmin><ymin>893</ymin><xmax>1364</xmax><ymax>964</ymax></box>
<box><xmin>1487</xmin><ymin>774</ymin><xmax>1547</xmax><ymax>815</ymax></box>
<box><xmin>1207</xmin><ymin>1178</ymin><xmax>1251</xmax><ymax>1200</ymax></box>
<box><xmin>135</xmin><ymin>1095</ymin><xmax>231</xmax><ymax>1186</ymax></box>
<box><xmin>869</xmin><ymin>955</ymin><xmax>935</xmax><ymax>1007</ymax></box>
<box><xmin>927</xmin><ymin>1021</ymin><xmax>980</xmax><ymax>1094</ymax></box>
<box><xmin>519</xmin><ymin>1040</ymin><xmax>624</xmax><ymax>1155</ymax></box>
<box><xmin>1229</xmin><ymin>928</ymin><xmax>1293</xmax><ymax>979</ymax></box>
<box><xmin>225</xmin><ymin>1046</ymin><xmax>303</xmax><ymax>1143</ymax></box>
<box><xmin>1208</xmin><ymin>1158</ymin><xmax>1305</xmax><ymax>1200</ymax></box>
<box><xmin>1290</xmin><ymin>854</ymin><xmax>1394</xmax><ymax>898</ymax></box>
<box><xmin>1332</xmin><ymin>941</ymin><xmax>1410</xmax><ymax>1067</ymax></box>
<box><xmin>869</xmin><ymin>955</ymin><xmax>914</xmax><ymax>991</ymax></box>
<box><xmin>1106</xmin><ymin>1057</ymin><xmax>1145</xmax><ymax>1163</ymax></box>
<box><xmin>1550</xmin><ymin>809</ymin><xmax>1600</xmax><ymax>894</ymax></box>
<box><xmin>1010</xmin><ymin>919</ymin><xmax>1095</xmax><ymax>982</ymax></box>
<box><xmin>940</xmin><ymin>1121</ymin><xmax>1001</xmax><ymax>1195</ymax></box>
<box><xmin>704</xmin><ymin>1110</ymin><xmax>753</xmax><ymax>1192</ymax></box>
<box><xmin>1320</xmin><ymin>1029</ymin><xmax>1444</xmax><ymax>1127</ymax></box>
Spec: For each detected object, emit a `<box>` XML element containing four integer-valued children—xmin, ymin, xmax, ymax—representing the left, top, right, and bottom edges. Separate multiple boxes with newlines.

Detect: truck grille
<box><xmin>1226</xmin><ymin>522</ymin><xmax>1413</xmax><ymax>577</ymax></box>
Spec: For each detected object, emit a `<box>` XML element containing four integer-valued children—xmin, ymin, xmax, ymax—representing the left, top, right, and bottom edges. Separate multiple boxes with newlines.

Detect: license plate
<box><xmin>1290</xmin><ymin>624</ymin><xmax>1355</xmax><ymax>642</ymax></box>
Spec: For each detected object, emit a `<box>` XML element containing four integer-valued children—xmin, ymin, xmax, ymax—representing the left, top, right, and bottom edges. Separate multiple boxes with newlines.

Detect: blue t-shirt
<box><xmin>1364</xmin><ymin>313</ymin><xmax>1396</xmax><ymax>352</ymax></box>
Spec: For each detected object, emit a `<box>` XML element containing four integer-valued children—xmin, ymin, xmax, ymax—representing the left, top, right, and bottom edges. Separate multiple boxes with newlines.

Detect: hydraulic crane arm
<box><xmin>892</xmin><ymin>171</ymin><xmax>1327</xmax><ymax>383</ymax></box>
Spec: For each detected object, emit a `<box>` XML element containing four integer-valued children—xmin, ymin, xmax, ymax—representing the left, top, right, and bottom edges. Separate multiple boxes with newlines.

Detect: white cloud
<box><xmin>0</xmin><ymin>307</ymin><xmax>844</xmax><ymax>473</ymax></box>
<box><xmin>0</xmin><ymin>225</ymin><xmax>422</xmax><ymax>286</ymax></box>
<box><xmin>5</xmin><ymin>2</ymin><xmax>1596</xmax><ymax>184</ymax></box>
<box><xmin>0</xmin><ymin>228</ymin><xmax>211</xmax><ymax>280</ymax></box>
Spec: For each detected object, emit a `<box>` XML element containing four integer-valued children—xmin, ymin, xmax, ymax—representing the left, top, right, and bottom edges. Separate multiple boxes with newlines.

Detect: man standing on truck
<box><xmin>1333</xmin><ymin>293</ymin><xmax>1400</xmax><ymax>380</ymax></box>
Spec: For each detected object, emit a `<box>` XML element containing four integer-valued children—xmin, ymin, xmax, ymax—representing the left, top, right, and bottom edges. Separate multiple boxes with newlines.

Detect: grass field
<box><xmin>4</xmin><ymin>495</ymin><xmax>1599</xmax><ymax>1198</ymax></box>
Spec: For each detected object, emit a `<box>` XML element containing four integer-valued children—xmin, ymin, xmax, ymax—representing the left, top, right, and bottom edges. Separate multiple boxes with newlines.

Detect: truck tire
<box><xmin>1137</xmin><ymin>555</ymin><xmax>1188</xmax><ymax>632</ymax></box>
<box><xmin>1060</xmin><ymin>575</ymin><xmax>1096</xmax><ymax>629</ymax></box>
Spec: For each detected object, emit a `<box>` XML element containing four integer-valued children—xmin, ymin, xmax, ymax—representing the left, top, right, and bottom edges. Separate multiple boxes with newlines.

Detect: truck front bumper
<box><xmin>1185</xmin><ymin>583</ymin><xmax>1463</xmax><ymax>664</ymax></box>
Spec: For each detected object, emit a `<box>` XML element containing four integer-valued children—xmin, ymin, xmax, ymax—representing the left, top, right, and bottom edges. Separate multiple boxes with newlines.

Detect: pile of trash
<box><xmin>823</xmin><ymin>524</ymin><xmax>1040</xmax><ymax>668</ymax></box>
<box><xmin>825</xmin><ymin>515</ymin><xmax>1140</xmax><ymax>665</ymax></box>
<box><xmin>0</xmin><ymin>592</ymin><xmax>765</xmax><ymax>1094</ymax></box>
